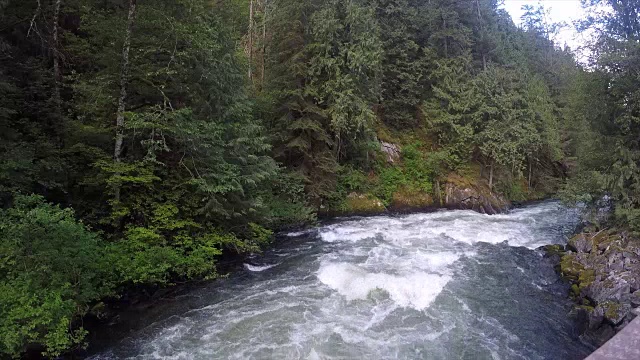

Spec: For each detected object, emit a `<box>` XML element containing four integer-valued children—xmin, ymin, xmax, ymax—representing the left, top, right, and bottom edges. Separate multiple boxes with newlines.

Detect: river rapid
<box><xmin>90</xmin><ymin>201</ymin><xmax>595</xmax><ymax>360</ymax></box>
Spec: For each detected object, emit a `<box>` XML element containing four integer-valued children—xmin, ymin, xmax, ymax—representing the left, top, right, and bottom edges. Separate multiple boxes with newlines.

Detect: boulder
<box><xmin>631</xmin><ymin>290</ymin><xmax>640</xmax><ymax>307</ymax></box>
<box><xmin>443</xmin><ymin>182</ymin><xmax>509</xmax><ymax>215</ymax></box>
<box><xmin>618</xmin><ymin>271</ymin><xmax>640</xmax><ymax>293</ymax></box>
<box><xmin>556</xmin><ymin>229</ymin><xmax>640</xmax><ymax>346</ymax></box>
<box><xmin>380</xmin><ymin>142</ymin><xmax>400</xmax><ymax>164</ymax></box>
<box><xmin>567</xmin><ymin>233</ymin><xmax>593</xmax><ymax>253</ymax></box>
<box><xmin>600</xmin><ymin>301</ymin><xmax>631</xmax><ymax>325</ymax></box>
<box><xmin>588</xmin><ymin>305</ymin><xmax>605</xmax><ymax>330</ymax></box>
<box><xmin>585</xmin><ymin>277</ymin><xmax>630</xmax><ymax>304</ymax></box>
<box><xmin>582</xmin><ymin>324</ymin><xmax>616</xmax><ymax>347</ymax></box>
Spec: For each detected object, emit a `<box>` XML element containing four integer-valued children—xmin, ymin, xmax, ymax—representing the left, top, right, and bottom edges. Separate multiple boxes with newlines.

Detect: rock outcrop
<box><xmin>380</xmin><ymin>142</ymin><xmax>401</xmax><ymax>164</ymax></box>
<box><xmin>548</xmin><ymin>230</ymin><xmax>640</xmax><ymax>346</ymax></box>
<box><xmin>443</xmin><ymin>173</ymin><xmax>510</xmax><ymax>215</ymax></box>
<box><xmin>343</xmin><ymin>192</ymin><xmax>386</xmax><ymax>214</ymax></box>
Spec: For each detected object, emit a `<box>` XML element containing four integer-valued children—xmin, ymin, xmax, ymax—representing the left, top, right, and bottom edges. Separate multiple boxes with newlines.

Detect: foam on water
<box><xmin>243</xmin><ymin>263</ymin><xmax>278</xmax><ymax>272</ymax></box>
<box><xmin>90</xmin><ymin>201</ymin><xmax>592</xmax><ymax>360</ymax></box>
<box><xmin>317</xmin><ymin>262</ymin><xmax>451</xmax><ymax>309</ymax></box>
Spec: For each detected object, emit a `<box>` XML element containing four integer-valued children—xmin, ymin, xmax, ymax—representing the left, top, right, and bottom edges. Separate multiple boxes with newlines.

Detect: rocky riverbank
<box><xmin>328</xmin><ymin>173</ymin><xmax>512</xmax><ymax>217</ymax></box>
<box><xmin>544</xmin><ymin>229</ymin><xmax>640</xmax><ymax>346</ymax></box>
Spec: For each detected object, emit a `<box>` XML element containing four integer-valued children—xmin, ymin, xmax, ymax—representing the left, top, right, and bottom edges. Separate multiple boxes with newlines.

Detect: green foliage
<box><xmin>0</xmin><ymin>195</ymin><xmax>112</xmax><ymax>358</ymax></box>
<box><xmin>374</xmin><ymin>0</ymin><xmax>428</xmax><ymax>127</ymax></box>
<box><xmin>401</xmin><ymin>142</ymin><xmax>434</xmax><ymax>194</ymax></box>
<box><xmin>562</xmin><ymin>0</ymin><xmax>640</xmax><ymax>233</ymax></box>
<box><xmin>374</xmin><ymin>166</ymin><xmax>405</xmax><ymax>204</ymax></box>
<box><xmin>0</xmin><ymin>0</ymin><xmax>609</xmax><ymax>356</ymax></box>
<box><xmin>261</xmin><ymin>171</ymin><xmax>317</xmax><ymax>229</ymax></box>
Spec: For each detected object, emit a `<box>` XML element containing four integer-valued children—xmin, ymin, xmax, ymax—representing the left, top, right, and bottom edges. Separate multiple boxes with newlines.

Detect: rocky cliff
<box><xmin>545</xmin><ymin>230</ymin><xmax>640</xmax><ymax>346</ymax></box>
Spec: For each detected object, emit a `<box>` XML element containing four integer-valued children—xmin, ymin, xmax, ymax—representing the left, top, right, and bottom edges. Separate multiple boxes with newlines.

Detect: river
<box><xmin>89</xmin><ymin>201</ymin><xmax>595</xmax><ymax>360</ymax></box>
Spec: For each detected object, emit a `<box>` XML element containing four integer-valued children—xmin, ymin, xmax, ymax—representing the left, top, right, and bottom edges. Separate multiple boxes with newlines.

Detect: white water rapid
<box><xmin>89</xmin><ymin>201</ymin><xmax>594</xmax><ymax>360</ymax></box>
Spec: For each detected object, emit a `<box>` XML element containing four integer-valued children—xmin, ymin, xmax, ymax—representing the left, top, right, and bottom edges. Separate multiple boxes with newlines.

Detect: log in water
<box><xmin>90</xmin><ymin>201</ymin><xmax>594</xmax><ymax>360</ymax></box>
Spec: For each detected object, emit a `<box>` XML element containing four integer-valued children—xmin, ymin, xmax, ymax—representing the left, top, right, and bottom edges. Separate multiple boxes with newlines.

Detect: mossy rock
<box><xmin>577</xmin><ymin>304</ymin><xmax>595</xmax><ymax>312</ymax></box>
<box><xmin>571</xmin><ymin>284</ymin><xmax>581</xmax><ymax>297</ymax></box>
<box><xmin>343</xmin><ymin>193</ymin><xmax>385</xmax><ymax>214</ymax></box>
<box><xmin>601</xmin><ymin>301</ymin><xmax>627</xmax><ymax>325</ymax></box>
<box><xmin>391</xmin><ymin>186</ymin><xmax>434</xmax><ymax>210</ymax></box>
<box><xmin>560</xmin><ymin>253</ymin><xmax>585</xmax><ymax>282</ymax></box>
<box><xmin>578</xmin><ymin>269</ymin><xmax>596</xmax><ymax>290</ymax></box>
<box><xmin>542</xmin><ymin>244</ymin><xmax>565</xmax><ymax>257</ymax></box>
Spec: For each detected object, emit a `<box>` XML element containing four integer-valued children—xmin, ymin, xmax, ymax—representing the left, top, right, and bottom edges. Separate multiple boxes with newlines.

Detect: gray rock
<box><xmin>380</xmin><ymin>142</ymin><xmax>400</xmax><ymax>164</ymax></box>
<box><xmin>568</xmin><ymin>234</ymin><xmax>593</xmax><ymax>253</ymax></box>
<box><xmin>589</xmin><ymin>305</ymin><xmax>605</xmax><ymax>330</ymax></box>
<box><xmin>631</xmin><ymin>291</ymin><xmax>640</xmax><ymax>307</ymax></box>
<box><xmin>599</xmin><ymin>301</ymin><xmax>631</xmax><ymax>325</ymax></box>
<box><xmin>582</xmin><ymin>323</ymin><xmax>616</xmax><ymax>348</ymax></box>
<box><xmin>443</xmin><ymin>183</ymin><xmax>509</xmax><ymax>215</ymax></box>
<box><xmin>586</xmin><ymin>277</ymin><xmax>630</xmax><ymax>304</ymax></box>
<box><xmin>619</xmin><ymin>271</ymin><xmax>640</xmax><ymax>292</ymax></box>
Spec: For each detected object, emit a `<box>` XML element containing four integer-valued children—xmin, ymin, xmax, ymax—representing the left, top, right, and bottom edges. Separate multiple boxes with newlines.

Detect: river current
<box><xmin>90</xmin><ymin>201</ymin><xmax>595</xmax><ymax>360</ymax></box>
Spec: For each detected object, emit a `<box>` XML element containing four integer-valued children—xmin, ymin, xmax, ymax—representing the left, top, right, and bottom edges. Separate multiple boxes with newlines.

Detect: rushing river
<box><xmin>90</xmin><ymin>201</ymin><xmax>595</xmax><ymax>360</ymax></box>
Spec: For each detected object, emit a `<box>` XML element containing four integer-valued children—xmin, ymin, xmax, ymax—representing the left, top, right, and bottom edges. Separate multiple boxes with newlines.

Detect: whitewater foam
<box><xmin>244</xmin><ymin>263</ymin><xmax>277</xmax><ymax>272</ymax></box>
<box><xmin>317</xmin><ymin>262</ymin><xmax>451</xmax><ymax>310</ymax></box>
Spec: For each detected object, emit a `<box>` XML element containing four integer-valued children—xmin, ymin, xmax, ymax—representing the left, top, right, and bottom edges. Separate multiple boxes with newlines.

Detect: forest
<box><xmin>0</xmin><ymin>0</ymin><xmax>638</xmax><ymax>357</ymax></box>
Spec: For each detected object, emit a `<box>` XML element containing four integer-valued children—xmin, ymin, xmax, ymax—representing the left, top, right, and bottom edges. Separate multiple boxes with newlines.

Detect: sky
<box><xmin>501</xmin><ymin>0</ymin><xmax>592</xmax><ymax>59</ymax></box>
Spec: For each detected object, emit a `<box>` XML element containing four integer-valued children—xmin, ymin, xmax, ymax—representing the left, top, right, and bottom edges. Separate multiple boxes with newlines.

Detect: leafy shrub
<box><xmin>262</xmin><ymin>170</ymin><xmax>316</xmax><ymax>229</ymax></box>
<box><xmin>402</xmin><ymin>142</ymin><xmax>433</xmax><ymax>194</ymax></box>
<box><xmin>0</xmin><ymin>195</ymin><xmax>113</xmax><ymax>358</ymax></box>
<box><xmin>374</xmin><ymin>166</ymin><xmax>406</xmax><ymax>205</ymax></box>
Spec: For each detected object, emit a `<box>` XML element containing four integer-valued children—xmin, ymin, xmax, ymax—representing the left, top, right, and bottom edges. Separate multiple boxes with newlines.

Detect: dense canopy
<box><xmin>0</xmin><ymin>0</ymin><xmax>639</xmax><ymax>357</ymax></box>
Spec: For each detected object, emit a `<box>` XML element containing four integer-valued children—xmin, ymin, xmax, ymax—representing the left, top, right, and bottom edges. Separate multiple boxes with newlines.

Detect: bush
<box><xmin>0</xmin><ymin>195</ymin><xmax>113</xmax><ymax>358</ymax></box>
<box><xmin>262</xmin><ymin>170</ymin><xmax>316</xmax><ymax>229</ymax></box>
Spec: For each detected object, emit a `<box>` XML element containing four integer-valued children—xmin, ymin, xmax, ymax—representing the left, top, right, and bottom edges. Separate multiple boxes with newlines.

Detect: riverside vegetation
<box><xmin>0</xmin><ymin>0</ymin><xmax>639</xmax><ymax>358</ymax></box>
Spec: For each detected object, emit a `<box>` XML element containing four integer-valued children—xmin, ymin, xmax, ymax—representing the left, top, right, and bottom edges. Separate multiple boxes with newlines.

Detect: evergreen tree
<box><xmin>374</xmin><ymin>0</ymin><xmax>426</xmax><ymax>127</ymax></box>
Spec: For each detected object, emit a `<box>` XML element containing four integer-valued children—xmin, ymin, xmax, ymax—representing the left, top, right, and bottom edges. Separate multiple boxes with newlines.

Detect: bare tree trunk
<box><xmin>528</xmin><ymin>159</ymin><xmax>532</xmax><ymax>189</ymax></box>
<box><xmin>248</xmin><ymin>0</ymin><xmax>254</xmax><ymax>81</ymax></box>
<box><xmin>114</xmin><ymin>0</ymin><xmax>137</xmax><ymax>201</ymax></box>
<box><xmin>489</xmin><ymin>162</ymin><xmax>494</xmax><ymax>191</ymax></box>
<box><xmin>435</xmin><ymin>179</ymin><xmax>442</xmax><ymax>206</ymax></box>
<box><xmin>261</xmin><ymin>0</ymin><xmax>267</xmax><ymax>87</ymax></box>
<box><xmin>52</xmin><ymin>0</ymin><xmax>62</xmax><ymax>116</ymax></box>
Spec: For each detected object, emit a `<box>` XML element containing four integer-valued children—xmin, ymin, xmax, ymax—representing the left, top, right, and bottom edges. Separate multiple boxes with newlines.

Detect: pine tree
<box><xmin>374</xmin><ymin>0</ymin><xmax>426</xmax><ymax>127</ymax></box>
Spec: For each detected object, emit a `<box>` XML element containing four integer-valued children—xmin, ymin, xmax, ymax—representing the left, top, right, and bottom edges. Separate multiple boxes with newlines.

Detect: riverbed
<box><xmin>89</xmin><ymin>201</ymin><xmax>594</xmax><ymax>359</ymax></box>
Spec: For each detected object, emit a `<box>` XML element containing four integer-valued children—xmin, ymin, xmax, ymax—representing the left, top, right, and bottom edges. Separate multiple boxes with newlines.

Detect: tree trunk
<box><xmin>52</xmin><ymin>0</ymin><xmax>62</xmax><ymax>117</ymax></box>
<box><xmin>435</xmin><ymin>179</ymin><xmax>442</xmax><ymax>206</ymax></box>
<box><xmin>248</xmin><ymin>0</ymin><xmax>254</xmax><ymax>81</ymax></box>
<box><xmin>489</xmin><ymin>162</ymin><xmax>494</xmax><ymax>191</ymax></box>
<box><xmin>261</xmin><ymin>0</ymin><xmax>266</xmax><ymax>87</ymax></box>
<box><xmin>114</xmin><ymin>0</ymin><xmax>137</xmax><ymax>200</ymax></box>
<box><xmin>528</xmin><ymin>159</ymin><xmax>532</xmax><ymax>189</ymax></box>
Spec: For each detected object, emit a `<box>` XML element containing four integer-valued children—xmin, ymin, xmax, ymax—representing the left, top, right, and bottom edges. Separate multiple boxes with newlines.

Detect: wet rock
<box><xmin>560</xmin><ymin>253</ymin><xmax>585</xmax><ymax>282</ymax></box>
<box><xmin>619</xmin><ymin>271</ymin><xmax>640</xmax><ymax>292</ymax></box>
<box><xmin>443</xmin><ymin>182</ymin><xmax>509</xmax><ymax>215</ymax></box>
<box><xmin>588</xmin><ymin>305</ymin><xmax>605</xmax><ymax>330</ymax></box>
<box><xmin>585</xmin><ymin>277</ymin><xmax>630</xmax><ymax>304</ymax></box>
<box><xmin>631</xmin><ymin>290</ymin><xmax>640</xmax><ymax>307</ymax></box>
<box><xmin>567</xmin><ymin>233</ymin><xmax>593</xmax><ymax>253</ymax></box>
<box><xmin>600</xmin><ymin>301</ymin><xmax>631</xmax><ymax>325</ymax></box>
<box><xmin>554</xmin><ymin>229</ymin><xmax>640</xmax><ymax>347</ymax></box>
<box><xmin>582</xmin><ymin>324</ymin><xmax>616</xmax><ymax>347</ymax></box>
<box><xmin>380</xmin><ymin>142</ymin><xmax>400</xmax><ymax>164</ymax></box>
